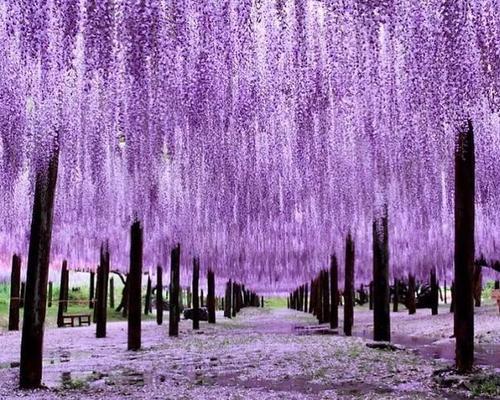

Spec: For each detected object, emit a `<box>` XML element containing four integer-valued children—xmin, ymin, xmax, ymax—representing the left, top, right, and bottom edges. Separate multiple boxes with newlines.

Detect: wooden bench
<box><xmin>492</xmin><ymin>289</ymin><xmax>500</xmax><ymax>312</ymax></box>
<box><xmin>62</xmin><ymin>314</ymin><xmax>91</xmax><ymax>327</ymax></box>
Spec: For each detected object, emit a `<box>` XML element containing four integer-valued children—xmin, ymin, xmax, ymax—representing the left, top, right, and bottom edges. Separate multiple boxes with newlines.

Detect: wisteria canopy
<box><xmin>0</xmin><ymin>0</ymin><xmax>498</xmax><ymax>291</ymax></box>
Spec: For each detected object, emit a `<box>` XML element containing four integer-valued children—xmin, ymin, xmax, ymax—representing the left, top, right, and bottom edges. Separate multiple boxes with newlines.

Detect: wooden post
<box><xmin>393</xmin><ymin>278</ymin><xmax>399</xmax><ymax>313</ymax></box>
<box><xmin>207</xmin><ymin>269</ymin><xmax>216</xmax><ymax>324</ymax></box>
<box><xmin>330</xmin><ymin>254</ymin><xmax>338</xmax><ymax>329</ymax></box>
<box><xmin>192</xmin><ymin>258</ymin><xmax>200</xmax><ymax>329</ymax></box>
<box><xmin>57</xmin><ymin>261</ymin><xmax>68</xmax><ymax>327</ymax></box>
<box><xmin>430</xmin><ymin>268</ymin><xmax>438</xmax><ymax>315</ymax></box>
<box><xmin>408</xmin><ymin>274</ymin><xmax>416</xmax><ymax>315</ymax></box>
<box><xmin>169</xmin><ymin>244</ymin><xmax>180</xmax><ymax>337</ymax></box>
<box><xmin>454</xmin><ymin>120</ymin><xmax>474</xmax><ymax>373</ymax></box>
<box><xmin>187</xmin><ymin>286</ymin><xmax>192</xmax><ymax>308</ymax></box>
<box><xmin>309</xmin><ymin>280</ymin><xmax>314</xmax><ymax>313</ymax></box>
<box><xmin>9</xmin><ymin>254</ymin><xmax>22</xmax><ymax>331</ymax></box>
<box><xmin>321</xmin><ymin>269</ymin><xmax>330</xmax><ymax>323</ymax></box>
<box><xmin>304</xmin><ymin>283</ymin><xmax>308</xmax><ymax>313</ymax></box>
<box><xmin>156</xmin><ymin>266</ymin><xmax>163</xmax><ymax>325</ymax></box>
<box><xmin>128</xmin><ymin>220</ymin><xmax>143</xmax><ymax>351</ymax></box>
<box><xmin>89</xmin><ymin>271</ymin><xmax>95</xmax><ymax>309</ymax></box>
<box><xmin>224</xmin><ymin>280</ymin><xmax>231</xmax><ymax>318</ymax></box>
<box><xmin>96</xmin><ymin>244</ymin><xmax>109</xmax><ymax>338</ymax></box>
<box><xmin>144</xmin><ymin>274</ymin><xmax>152</xmax><ymax>315</ymax></box>
<box><xmin>450</xmin><ymin>280</ymin><xmax>455</xmax><ymax>313</ymax></box>
<box><xmin>373</xmin><ymin>207</ymin><xmax>390</xmax><ymax>342</ymax></box>
<box><xmin>369</xmin><ymin>281</ymin><xmax>373</xmax><ymax>310</ymax></box>
<box><xmin>473</xmin><ymin>264</ymin><xmax>482</xmax><ymax>307</ymax></box>
<box><xmin>63</xmin><ymin>270</ymin><xmax>69</xmax><ymax>312</ymax></box>
<box><xmin>231</xmin><ymin>281</ymin><xmax>237</xmax><ymax>317</ymax></box>
<box><xmin>93</xmin><ymin>266</ymin><xmax>99</xmax><ymax>324</ymax></box>
<box><xmin>444</xmin><ymin>279</ymin><xmax>447</xmax><ymax>304</ymax></box>
<box><xmin>200</xmin><ymin>289</ymin><xmax>204</xmax><ymax>308</ymax></box>
<box><xmin>344</xmin><ymin>234</ymin><xmax>355</xmax><ymax>336</ymax></box>
<box><xmin>48</xmin><ymin>281</ymin><xmax>52</xmax><ymax>308</ymax></box>
<box><xmin>109</xmin><ymin>277</ymin><xmax>114</xmax><ymax>309</ymax></box>
<box><xmin>19</xmin><ymin>151</ymin><xmax>59</xmax><ymax>389</ymax></box>
<box><xmin>20</xmin><ymin>282</ymin><xmax>25</xmax><ymax>308</ymax></box>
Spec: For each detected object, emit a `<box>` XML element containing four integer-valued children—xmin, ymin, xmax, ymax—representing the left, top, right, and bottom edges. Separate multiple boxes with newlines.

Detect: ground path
<box><xmin>0</xmin><ymin>306</ymin><xmax>498</xmax><ymax>399</ymax></box>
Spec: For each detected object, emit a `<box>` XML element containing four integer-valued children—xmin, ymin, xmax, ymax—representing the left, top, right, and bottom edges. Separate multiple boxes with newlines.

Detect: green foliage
<box><xmin>265</xmin><ymin>297</ymin><xmax>287</xmax><ymax>309</ymax></box>
<box><xmin>470</xmin><ymin>375</ymin><xmax>500</xmax><ymax>397</ymax></box>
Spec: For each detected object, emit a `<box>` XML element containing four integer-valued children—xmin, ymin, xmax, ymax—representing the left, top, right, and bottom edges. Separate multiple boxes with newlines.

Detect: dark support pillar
<box><xmin>473</xmin><ymin>265</ymin><xmax>482</xmax><ymax>307</ymax></box>
<box><xmin>156</xmin><ymin>266</ymin><xmax>163</xmax><ymax>325</ymax></box>
<box><xmin>128</xmin><ymin>220</ymin><xmax>143</xmax><ymax>351</ymax></box>
<box><xmin>9</xmin><ymin>254</ymin><xmax>22</xmax><ymax>331</ymax></box>
<box><xmin>96</xmin><ymin>244</ymin><xmax>109</xmax><ymax>338</ymax></box>
<box><xmin>393</xmin><ymin>278</ymin><xmax>399</xmax><ymax>313</ymax></box>
<box><xmin>261</xmin><ymin>296</ymin><xmax>264</xmax><ymax>307</ymax></box>
<box><xmin>304</xmin><ymin>283</ymin><xmax>309</xmax><ymax>312</ymax></box>
<box><xmin>450</xmin><ymin>281</ymin><xmax>455</xmax><ymax>313</ymax></box>
<box><xmin>207</xmin><ymin>269</ymin><xmax>216</xmax><ymax>324</ymax></box>
<box><xmin>20</xmin><ymin>282</ymin><xmax>25</xmax><ymax>308</ymax></box>
<box><xmin>144</xmin><ymin>275</ymin><xmax>152</xmax><ymax>315</ymax></box>
<box><xmin>408</xmin><ymin>274</ymin><xmax>416</xmax><ymax>315</ymax></box>
<box><xmin>89</xmin><ymin>271</ymin><xmax>95</xmax><ymax>309</ymax></box>
<box><xmin>169</xmin><ymin>244</ymin><xmax>180</xmax><ymax>337</ymax></box>
<box><xmin>231</xmin><ymin>282</ymin><xmax>237</xmax><ymax>317</ymax></box>
<box><xmin>224</xmin><ymin>279</ymin><xmax>231</xmax><ymax>318</ymax></box>
<box><xmin>430</xmin><ymin>268</ymin><xmax>438</xmax><ymax>315</ymax></box>
<box><xmin>444</xmin><ymin>279</ymin><xmax>447</xmax><ymax>304</ymax></box>
<box><xmin>309</xmin><ymin>280</ymin><xmax>314</xmax><ymax>313</ymax></box>
<box><xmin>187</xmin><ymin>287</ymin><xmax>192</xmax><ymax>308</ymax></box>
<box><xmin>201</xmin><ymin>289</ymin><xmax>204</xmax><ymax>308</ymax></box>
<box><xmin>57</xmin><ymin>261</ymin><xmax>68</xmax><ymax>327</ymax></box>
<box><xmin>48</xmin><ymin>281</ymin><xmax>53</xmax><ymax>308</ymax></box>
<box><xmin>109</xmin><ymin>278</ymin><xmax>114</xmax><ymax>309</ymax></box>
<box><xmin>19</xmin><ymin>151</ymin><xmax>59</xmax><ymax>389</ymax></box>
<box><xmin>330</xmin><ymin>254</ymin><xmax>338</xmax><ymax>329</ymax></box>
<box><xmin>454</xmin><ymin>120</ymin><xmax>474</xmax><ymax>373</ymax></box>
<box><xmin>344</xmin><ymin>234</ymin><xmax>355</xmax><ymax>336</ymax></box>
<box><xmin>63</xmin><ymin>271</ymin><xmax>69</xmax><ymax>312</ymax></box>
<box><xmin>373</xmin><ymin>207</ymin><xmax>390</xmax><ymax>342</ymax></box>
<box><xmin>192</xmin><ymin>258</ymin><xmax>200</xmax><ymax>329</ymax></box>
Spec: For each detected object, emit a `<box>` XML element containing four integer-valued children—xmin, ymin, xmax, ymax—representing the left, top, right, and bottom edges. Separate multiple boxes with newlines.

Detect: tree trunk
<box><xmin>128</xmin><ymin>220</ymin><xmax>143</xmax><ymax>351</ymax></box>
<box><xmin>109</xmin><ymin>277</ymin><xmax>114</xmax><ymax>309</ymax></box>
<box><xmin>89</xmin><ymin>271</ymin><xmax>95</xmax><ymax>309</ymax></box>
<box><xmin>231</xmin><ymin>282</ymin><xmax>237</xmax><ymax>317</ymax></box>
<box><xmin>454</xmin><ymin>120</ymin><xmax>475</xmax><ymax>373</ymax></box>
<box><xmin>408</xmin><ymin>274</ymin><xmax>416</xmax><ymax>315</ymax></box>
<box><xmin>144</xmin><ymin>275</ymin><xmax>152</xmax><ymax>315</ymax></box>
<box><xmin>48</xmin><ymin>281</ymin><xmax>53</xmax><ymax>308</ymax></box>
<box><xmin>330</xmin><ymin>254</ymin><xmax>338</xmax><ymax>329</ymax></box>
<box><xmin>393</xmin><ymin>278</ymin><xmax>399</xmax><ymax>313</ymax></box>
<box><xmin>207</xmin><ymin>269</ymin><xmax>216</xmax><ymax>324</ymax></box>
<box><xmin>224</xmin><ymin>279</ymin><xmax>231</xmax><ymax>318</ymax></box>
<box><xmin>304</xmin><ymin>283</ymin><xmax>308</xmax><ymax>314</ymax></box>
<box><xmin>431</xmin><ymin>268</ymin><xmax>439</xmax><ymax>315</ymax></box>
<box><xmin>344</xmin><ymin>234</ymin><xmax>355</xmax><ymax>336</ymax></box>
<box><xmin>169</xmin><ymin>244</ymin><xmax>180</xmax><ymax>337</ymax></box>
<box><xmin>156</xmin><ymin>266</ymin><xmax>163</xmax><ymax>325</ymax></box>
<box><xmin>57</xmin><ymin>261</ymin><xmax>69</xmax><ymax>327</ymax></box>
<box><xmin>20</xmin><ymin>282</ymin><xmax>25</xmax><ymax>308</ymax></box>
<box><xmin>96</xmin><ymin>244</ymin><xmax>109</xmax><ymax>338</ymax></box>
<box><xmin>19</xmin><ymin>151</ymin><xmax>59</xmax><ymax>389</ymax></box>
<box><xmin>369</xmin><ymin>281</ymin><xmax>373</xmax><ymax>310</ymax></box>
<box><xmin>373</xmin><ymin>208</ymin><xmax>390</xmax><ymax>342</ymax></box>
<box><xmin>9</xmin><ymin>254</ymin><xmax>22</xmax><ymax>331</ymax></box>
<box><xmin>192</xmin><ymin>258</ymin><xmax>200</xmax><ymax>329</ymax></box>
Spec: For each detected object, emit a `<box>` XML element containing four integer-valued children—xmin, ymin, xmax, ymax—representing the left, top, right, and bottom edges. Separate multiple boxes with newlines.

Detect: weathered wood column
<box><xmin>96</xmin><ymin>244</ymin><xmax>109</xmax><ymax>338</ymax></box>
<box><xmin>192</xmin><ymin>258</ymin><xmax>200</xmax><ymax>329</ymax></box>
<box><xmin>9</xmin><ymin>254</ymin><xmax>22</xmax><ymax>331</ymax></box>
<box><xmin>231</xmin><ymin>281</ymin><xmax>237</xmax><ymax>317</ymax></box>
<box><xmin>48</xmin><ymin>281</ymin><xmax>53</xmax><ymax>308</ymax></box>
<box><xmin>144</xmin><ymin>274</ymin><xmax>152</xmax><ymax>315</ymax></box>
<box><xmin>344</xmin><ymin>234</ymin><xmax>355</xmax><ymax>336</ymax></box>
<box><xmin>20</xmin><ymin>282</ymin><xmax>25</xmax><ymax>308</ymax></box>
<box><xmin>89</xmin><ymin>271</ymin><xmax>95</xmax><ymax>309</ymax></box>
<box><xmin>57</xmin><ymin>261</ymin><xmax>69</xmax><ymax>327</ymax></box>
<box><xmin>156</xmin><ymin>266</ymin><xmax>163</xmax><ymax>325</ymax></box>
<box><xmin>408</xmin><ymin>274</ymin><xmax>416</xmax><ymax>314</ymax></box>
<box><xmin>373</xmin><ymin>207</ymin><xmax>390</xmax><ymax>342</ymax></box>
<box><xmin>169</xmin><ymin>244</ymin><xmax>180</xmax><ymax>337</ymax></box>
<box><xmin>430</xmin><ymin>268</ymin><xmax>438</xmax><ymax>315</ymax></box>
<box><xmin>393</xmin><ymin>278</ymin><xmax>399</xmax><ymax>313</ymax></box>
<box><xmin>200</xmin><ymin>289</ymin><xmax>204</xmax><ymax>308</ymax></box>
<box><xmin>369</xmin><ymin>281</ymin><xmax>373</xmax><ymax>310</ymax></box>
<box><xmin>109</xmin><ymin>277</ymin><xmax>114</xmax><ymax>309</ymax></box>
<box><xmin>321</xmin><ymin>270</ymin><xmax>329</xmax><ymax>323</ymax></box>
<box><xmin>454</xmin><ymin>120</ymin><xmax>475</xmax><ymax>373</ymax></box>
<box><xmin>19</xmin><ymin>151</ymin><xmax>59</xmax><ymax>389</ymax></box>
<box><xmin>128</xmin><ymin>220</ymin><xmax>143</xmax><ymax>350</ymax></box>
<box><xmin>304</xmin><ymin>283</ymin><xmax>308</xmax><ymax>313</ymax></box>
<box><xmin>207</xmin><ymin>269</ymin><xmax>216</xmax><ymax>324</ymax></box>
<box><xmin>224</xmin><ymin>279</ymin><xmax>231</xmax><ymax>318</ymax></box>
<box><xmin>473</xmin><ymin>264</ymin><xmax>482</xmax><ymax>307</ymax></box>
<box><xmin>330</xmin><ymin>254</ymin><xmax>339</xmax><ymax>329</ymax></box>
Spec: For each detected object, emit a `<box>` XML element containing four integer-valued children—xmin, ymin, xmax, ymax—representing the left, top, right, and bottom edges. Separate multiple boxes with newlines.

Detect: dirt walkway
<box><xmin>0</xmin><ymin>307</ymin><xmax>498</xmax><ymax>399</ymax></box>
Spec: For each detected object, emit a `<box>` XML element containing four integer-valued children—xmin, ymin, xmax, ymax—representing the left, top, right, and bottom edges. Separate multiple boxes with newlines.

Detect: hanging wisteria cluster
<box><xmin>0</xmin><ymin>0</ymin><xmax>498</xmax><ymax>291</ymax></box>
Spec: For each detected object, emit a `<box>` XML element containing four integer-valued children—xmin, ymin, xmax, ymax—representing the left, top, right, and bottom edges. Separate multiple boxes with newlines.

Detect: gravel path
<box><xmin>0</xmin><ymin>306</ymin><xmax>498</xmax><ymax>399</ymax></box>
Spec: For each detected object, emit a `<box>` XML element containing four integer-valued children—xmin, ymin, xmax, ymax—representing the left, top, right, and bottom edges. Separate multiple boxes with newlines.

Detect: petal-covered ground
<box><xmin>0</xmin><ymin>306</ymin><xmax>498</xmax><ymax>399</ymax></box>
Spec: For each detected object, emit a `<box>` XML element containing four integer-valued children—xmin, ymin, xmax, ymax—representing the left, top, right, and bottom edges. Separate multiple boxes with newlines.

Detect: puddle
<box><xmin>354</xmin><ymin>330</ymin><xmax>500</xmax><ymax>368</ymax></box>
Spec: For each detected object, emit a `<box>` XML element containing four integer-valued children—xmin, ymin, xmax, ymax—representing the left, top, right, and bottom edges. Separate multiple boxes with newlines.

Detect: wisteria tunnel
<box><xmin>0</xmin><ymin>0</ymin><xmax>499</xmax><ymax>399</ymax></box>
